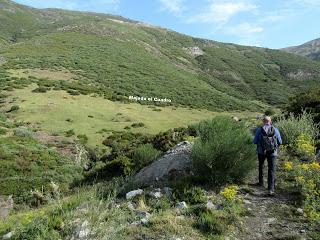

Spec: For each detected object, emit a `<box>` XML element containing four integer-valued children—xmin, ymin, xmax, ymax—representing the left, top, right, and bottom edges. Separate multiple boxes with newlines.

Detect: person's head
<box><xmin>263</xmin><ymin>115</ymin><xmax>272</xmax><ymax>125</ymax></box>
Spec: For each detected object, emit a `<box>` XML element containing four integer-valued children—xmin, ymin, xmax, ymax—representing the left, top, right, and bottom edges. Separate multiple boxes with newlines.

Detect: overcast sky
<box><xmin>14</xmin><ymin>0</ymin><xmax>320</xmax><ymax>49</ymax></box>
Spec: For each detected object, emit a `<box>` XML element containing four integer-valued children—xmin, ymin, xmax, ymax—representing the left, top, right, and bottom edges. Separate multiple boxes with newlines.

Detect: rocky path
<box><xmin>233</xmin><ymin>185</ymin><xmax>310</xmax><ymax>240</ymax></box>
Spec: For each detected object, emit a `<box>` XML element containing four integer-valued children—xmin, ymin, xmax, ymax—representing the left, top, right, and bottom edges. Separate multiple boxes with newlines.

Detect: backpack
<box><xmin>261</xmin><ymin>126</ymin><xmax>278</xmax><ymax>154</ymax></box>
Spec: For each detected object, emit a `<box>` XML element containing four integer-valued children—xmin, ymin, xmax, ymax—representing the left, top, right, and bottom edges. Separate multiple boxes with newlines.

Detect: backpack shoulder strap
<box><xmin>261</xmin><ymin>126</ymin><xmax>267</xmax><ymax>136</ymax></box>
<box><xmin>269</xmin><ymin>126</ymin><xmax>275</xmax><ymax>136</ymax></box>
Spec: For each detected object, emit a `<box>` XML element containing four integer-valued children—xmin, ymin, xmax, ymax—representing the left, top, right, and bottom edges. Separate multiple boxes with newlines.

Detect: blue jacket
<box><xmin>253</xmin><ymin>125</ymin><xmax>282</xmax><ymax>156</ymax></box>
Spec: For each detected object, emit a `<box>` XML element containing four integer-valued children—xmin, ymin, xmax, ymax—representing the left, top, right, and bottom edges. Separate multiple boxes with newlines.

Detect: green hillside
<box><xmin>1</xmin><ymin>0</ymin><xmax>320</xmax><ymax>112</ymax></box>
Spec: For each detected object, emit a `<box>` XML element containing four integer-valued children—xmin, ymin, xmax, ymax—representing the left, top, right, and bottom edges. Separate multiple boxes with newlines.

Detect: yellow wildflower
<box><xmin>295</xmin><ymin>134</ymin><xmax>316</xmax><ymax>156</ymax></box>
<box><xmin>300</xmin><ymin>164</ymin><xmax>309</xmax><ymax>171</ymax></box>
<box><xmin>306</xmin><ymin>180</ymin><xmax>316</xmax><ymax>190</ymax></box>
<box><xmin>295</xmin><ymin>175</ymin><xmax>305</xmax><ymax>184</ymax></box>
<box><xmin>283</xmin><ymin>161</ymin><xmax>293</xmax><ymax>170</ymax></box>
<box><xmin>309</xmin><ymin>162</ymin><xmax>320</xmax><ymax>171</ymax></box>
<box><xmin>220</xmin><ymin>185</ymin><xmax>238</xmax><ymax>202</ymax></box>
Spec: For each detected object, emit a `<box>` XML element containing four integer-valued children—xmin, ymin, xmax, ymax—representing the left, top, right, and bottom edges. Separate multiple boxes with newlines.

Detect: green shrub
<box><xmin>8</xmin><ymin>105</ymin><xmax>20</xmax><ymax>112</ymax></box>
<box><xmin>264</xmin><ymin>108</ymin><xmax>276</xmax><ymax>116</ymax></box>
<box><xmin>67</xmin><ymin>89</ymin><xmax>80</xmax><ymax>96</ymax></box>
<box><xmin>0</xmin><ymin>136</ymin><xmax>83</xmax><ymax>206</ymax></box>
<box><xmin>86</xmin><ymin>156</ymin><xmax>133</xmax><ymax>181</ymax></box>
<box><xmin>132</xmin><ymin>144</ymin><xmax>160</xmax><ymax>169</ymax></box>
<box><xmin>286</xmin><ymin>87</ymin><xmax>320</xmax><ymax>124</ymax></box>
<box><xmin>32</xmin><ymin>87</ymin><xmax>48</xmax><ymax>93</ymax></box>
<box><xmin>191</xmin><ymin>117</ymin><xmax>256</xmax><ymax>185</ymax></box>
<box><xmin>131</xmin><ymin>122</ymin><xmax>145</xmax><ymax>128</ymax></box>
<box><xmin>0</xmin><ymin>128</ymin><xmax>7</xmax><ymax>135</ymax></box>
<box><xmin>77</xmin><ymin>134</ymin><xmax>88</xmax><ymax>144</ymax></box>
<box><xmin>65</xmin><ymin>129</ymin><xmax>75</xmax><ymax>137</ymax></box>
<box><xmin>275</xmin><ymin>112</ymin><xmax>319</xmax><ymax>145</ymax></box>
<box><xmin>173</xmin><ymin>185</ymin><xmax>207</xmax><ymax>204</ymax></box>
<box><xmin>151</xmin><ymin>127</ymin><xmax>191</xmax><ymax>152</ymax></box>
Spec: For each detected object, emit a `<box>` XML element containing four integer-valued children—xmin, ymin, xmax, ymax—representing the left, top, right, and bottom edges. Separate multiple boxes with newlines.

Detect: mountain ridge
<box><xmin>282</xmin><ymin>38</ymin><xmax>320</xmax><ymax>60</ymax></box>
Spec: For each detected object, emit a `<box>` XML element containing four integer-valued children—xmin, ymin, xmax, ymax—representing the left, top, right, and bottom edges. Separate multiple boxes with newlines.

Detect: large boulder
<box><xmin>132</xmin><ymin>141</ymin><xmax>193</xmax><ymax>187</ymax></box>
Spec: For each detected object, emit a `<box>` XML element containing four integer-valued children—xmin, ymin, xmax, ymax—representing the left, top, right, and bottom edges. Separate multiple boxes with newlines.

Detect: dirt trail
<box><xmin>232</xmin><ymin>185</ymin><xmax>310</xmax><ymax>240</ymax></box>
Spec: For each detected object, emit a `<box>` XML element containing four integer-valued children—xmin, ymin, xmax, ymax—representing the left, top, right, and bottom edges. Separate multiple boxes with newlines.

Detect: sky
<box><xmin>13</xmin><ymin>0</ymin><xmax>320</xmax><ymax>49</ymax></box>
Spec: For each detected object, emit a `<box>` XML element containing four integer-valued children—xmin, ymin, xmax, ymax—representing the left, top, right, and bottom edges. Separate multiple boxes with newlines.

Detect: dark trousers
<box><xmin>258</xmin><ymin>154</ymin><xmax>276</xmax><ymax>191</ymax></box>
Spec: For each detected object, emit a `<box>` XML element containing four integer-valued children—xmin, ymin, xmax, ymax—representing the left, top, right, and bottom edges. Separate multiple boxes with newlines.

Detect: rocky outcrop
<box><xmin>184</xmin><ymin>46</ymin><xmax>204</xmax><ymax>57</ymax></box>
<box><xmin>132</xmin><ymin>141</ymin><xmax>193</xmax><ymax>187</ymax></box>
<box><xmin>286</xmin><ymin>70</ymin><xmax>315</xmax><ymax>80</ymax></box>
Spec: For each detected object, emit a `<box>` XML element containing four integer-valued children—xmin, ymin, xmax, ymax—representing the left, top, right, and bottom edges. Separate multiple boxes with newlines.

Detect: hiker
<box><xmin>253</xmin><ymin>115</ymin><xmax>282</xmax><ymax>196</ymax></box>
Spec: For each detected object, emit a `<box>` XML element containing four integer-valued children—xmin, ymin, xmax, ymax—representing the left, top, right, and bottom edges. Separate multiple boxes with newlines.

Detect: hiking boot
<box><xmin>268</xmin><ymin>190</ymin><xmax>275</xmax><ymax>196</ymax></box>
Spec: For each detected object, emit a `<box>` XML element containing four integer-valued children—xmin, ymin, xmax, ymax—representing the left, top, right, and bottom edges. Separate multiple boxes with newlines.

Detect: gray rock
<box><xmin>75</xmin><ymin>220</ymin><xmax>90</xmax><ymax>239</ymax></box>
<box><xmin>149</xmin><ymin>189</ymin><xmax>162</xmax><ymax>199</ymax></box>
<box><xmin>136</xmin><ymin>210</ymin><xmax>151</xmax><ymax>219</ymax></box>
<box><xmin>232</xmin><ymin>116</ymin><xmax>240</xmax><ymax>122</ymax></box>
<box><xmin>267</xmin><ymin>217</ymin><xmax>276</xmax><ymax>224</ymax></box>
<box><xmin>206</xmin><ymin>200</ymin><xmax>217</xmax><ymax>210</ymax></box>
<box><xmin>135</xmin><ymin>211</ymin><xmax>151</xmax><ymax>225</ymax></box>
<box><xmin>163</xmin><ymin>187</ymin><xmax>173</xmax><ymax>198</ymax></box>
<box><xmin>243</xmin><ymin>199</ymin><xmax>252</xmax><ymax>205</ymax></box>
<box><xmin>300</xmin><ymin>229</ymin><xmax>306</xmax><ymax>233</ymax></box>
<box><xmin>133</xmin><ymin>141</ymin><xmax>193</xmax><ymax>187</ymax></box>
<box><xmin>297</xmin><ymin>208</ymin><xmax>304</xmax><ymax>215</ymax></box>
<box><xmin>126</xmin><ymin>189</ymin><xmax>143</xmax><ymax>200</ymax></box>
<box><xmin>2</xmin><ymin>232</ymin><xmax>13</xmax><ymax>239</ymax></box>
<box><xmin>176</xmin><ymin>201</ymin><xmax>188</xmax><ymax>209</ymax></box>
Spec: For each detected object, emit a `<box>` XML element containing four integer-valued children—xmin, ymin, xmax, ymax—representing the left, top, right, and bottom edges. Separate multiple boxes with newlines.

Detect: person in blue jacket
<box><xmin>253</xmin><ymin>116</ymin><xmax>282</xmax><ymax>196</ymax></box>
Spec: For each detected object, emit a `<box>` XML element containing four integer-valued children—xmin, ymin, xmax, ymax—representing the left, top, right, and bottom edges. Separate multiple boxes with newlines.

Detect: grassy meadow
<box><xmin>2</xmin><ymin>85</ymin><xmax>257</xmax><ymax>147</ymax></box>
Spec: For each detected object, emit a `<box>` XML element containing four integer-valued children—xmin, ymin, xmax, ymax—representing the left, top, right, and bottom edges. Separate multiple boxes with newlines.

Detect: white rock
<box><xmin>78</xmin><ymin>228</ymin><xmax>90</xmax><ymax>238</ymax></box>
<box><xmin>127</xmin><ymin>202</ymin><xmax>135</xmax><ymax>210</ymax></box>
<box><xmin>74</xmin><ymin>220</ymin><xmax>90</xmax><ymax>239</ymax></box>
<box><xmin>243</xmin><ymin>199</ymin><xmax>252</xmax><ymax>205</ymax></box>
<box><xmin>149</xmin><ymin>189</ymin><xmax>162</xmax><ymax>199</ymax></box>
<box><xmin>267</xmin><ymin>217</ymin><xmax>276</xmax><ymax>224</ymax></box>
<box><xmin>296</xmin><ymin>208</ymin><xmax>304</xmax><ymax>215</ymax></box>
<box><xmin>126</xmin><ymin>189</ymin><xmax>143</xmax><ymax>200</ymax></box>
<box><xmin>141</xmin><ymin>218</ymin><xmax>149</xmax><ymax>225</ymax></box>
<box><xmin>206</xmin><ymin>200</ymin><xmax>217</xmax><ymax>210</ymax></box>
<box><xmin>2</xmin><ymin>232</ymin><xmax>13</xmax><ymax>239</ymax></box>
<box><xmin>176</xmin><ymin>201</ymin><xmax>188</xmax><ymax>209</ymax></box>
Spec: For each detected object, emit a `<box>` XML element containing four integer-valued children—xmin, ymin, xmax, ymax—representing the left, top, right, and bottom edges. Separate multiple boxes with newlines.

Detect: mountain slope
<box><xmin>1</xmin><ymin>0</ymin><xmax>320</xmax><ymax>111</ymax></box>
<box><xmin>282</xmin><ymin>38</ymin><xmax>320</xmax><ymax>60</ymax></box>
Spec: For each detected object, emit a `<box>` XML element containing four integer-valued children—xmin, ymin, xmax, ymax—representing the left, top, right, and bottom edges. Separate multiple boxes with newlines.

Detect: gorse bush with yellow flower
<box><xmin>220</xmin><ymin>185</ymin><xmax>239</xmax><ymax>202</ymax></box>
<box><xmin>282</xmin><ymin>160</ymin><xmax>320</xmax><ymax>221</ymax></box>
<box><xmin>294</xmin><ymin>134</ymin><xmax>316</xmax><ymax>158</ymax></box>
